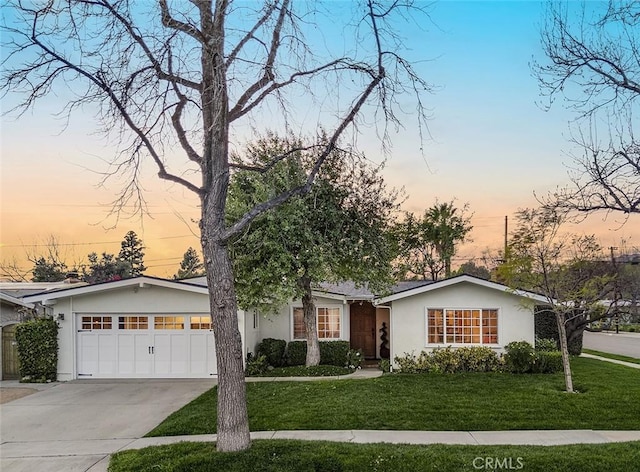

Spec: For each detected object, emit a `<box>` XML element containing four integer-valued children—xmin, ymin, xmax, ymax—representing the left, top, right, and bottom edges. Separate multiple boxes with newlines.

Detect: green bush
<box><xmin>533</xmin><ymin>351</ymin><xmax>563</xmax><ymax>374</ymax></box>
<box><xmin>379</xmin><ymin>358</ymin><xmax>391</xmax><ymax>373</ymax></box>
<box><xmin>504</xmin><ymin>341</ymin><xmax>536</xmax><ymax>374</ymax></box>
<box><xmin>245</xmin><ymin>353</ymin><xmax>269</xmax><ymax>376</ymax></box>
<box><xmin>454</xmin><ymin>346</ymin><xmax>503</xmax><ymax>373</ymax></box>
<box><xmin>394</xmin><ymin>347</ymin><xmax>502</xmax><ymax>374</ymax></box>
<box><xmin>256</xmin><ymin>338</ymin><xmax>286</xmax><ymax>367</ymax></box>
<box><xmin>535</xmin><ymin>337</ymin><xmax>558</xmax><ymax>352</ymax></box>
<box><xmin>285</xmin><ymin>341</ymin><xmax>307</xmax><ymax>366</ymax></box>
<box><xmin>15</xmin><ymin>318</ymin><xmax>59</xmax><ymax>382</ymax></box>
<box><xmin>285</xmin><ymin>340</ymin><xmax>351</xmax><ymax>367</ymax></box>
<box><xmin>320</xmin><ymin>341</ymin><xmax>350</xmax><ymax>366</ymax></box>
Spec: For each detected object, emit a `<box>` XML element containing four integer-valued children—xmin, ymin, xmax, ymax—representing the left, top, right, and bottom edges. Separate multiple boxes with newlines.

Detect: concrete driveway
<box><xmin>0</xmin><ymin>379</ymin><xmax>215</xmax><ymax>471</ymax></box>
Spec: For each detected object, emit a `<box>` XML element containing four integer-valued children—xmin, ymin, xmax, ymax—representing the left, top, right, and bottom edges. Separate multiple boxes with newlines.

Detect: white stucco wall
<box><xmin>390</xmin><ymin>281</ymin><xmax>535</xmax><ymax>363</ymax></box>
<box><xmin>40</xmin><ymin>284</ymin><xmax>247</xmax><ymax>381</ymax></box>
<box><xmin>256</xmin><ymin>296</ymin><xmax>350</xmax><ymax>345</ymax></box>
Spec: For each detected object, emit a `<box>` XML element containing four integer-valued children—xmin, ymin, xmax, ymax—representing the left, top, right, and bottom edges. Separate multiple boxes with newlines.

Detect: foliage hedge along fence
<box><xmin>394</xmin><ymin>341</ymin><xmax>563</xmax><ymax>374</ymax></box>
<box><xmin>15</xmin><ymin>318</ymin><xmax>59</xmax><ymax>382</ymax></box>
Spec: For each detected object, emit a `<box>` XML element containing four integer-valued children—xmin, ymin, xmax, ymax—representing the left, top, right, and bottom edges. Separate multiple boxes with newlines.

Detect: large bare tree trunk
<box><xmin>300</xmin><ymin>273</ymin><xmax>320</xmax><ymax>366</ymax></box>
<box><xmin>556</xmin><ymin>312</ymin><xmax>574</xmax><ymax>393</ymax></box>
<box><xmin>203</xmin><ymin>234</ymin><xmax>251</xmax><ymax>451</ymax></box>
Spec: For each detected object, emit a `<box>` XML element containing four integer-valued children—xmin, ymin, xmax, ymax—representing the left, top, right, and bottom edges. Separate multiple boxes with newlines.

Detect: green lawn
<box><xmin>110</xmin><ymin>440</ymin><xmax>640</xmax><ymax>472</ymax></box>
<box><xmin>148</xmin><ymin>357</ymin><xmax>640</xmax><ymax>436</ymax></box>
<box><xmin>583</xmin><ymin>349</ymin><xmax>640</xmax><ymax>365</ymax></box>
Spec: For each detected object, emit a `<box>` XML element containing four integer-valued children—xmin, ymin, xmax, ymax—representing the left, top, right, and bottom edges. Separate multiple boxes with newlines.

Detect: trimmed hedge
<box><xmin>15</xmin><ymin>318</ymin><xmax>59</xmax><ymax>382</ymax></box>
<box><xmin>285</xmin><ymin>340</ymin><xmax>351</xmax><ymax>367</ymax></box>
<box><xmin>394</xmin><ymin>346</ymin><xmax>503</xmax><ymax>374</ymax></box>
<box><xmin>504</xmin><ymin>341</ymin><xmax>563</xmax><ymax>374</ymax></box>
<box><xmin>256</xmin><ymin>338</ymin><xmax>286</xmax><ymax>367</ymax></box>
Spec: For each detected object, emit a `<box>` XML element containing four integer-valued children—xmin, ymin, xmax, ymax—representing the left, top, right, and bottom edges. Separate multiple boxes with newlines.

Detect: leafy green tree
<box><xmin>228</xmin><ymin>135</ymin><xmax>399</xmax><ymax>366</ymax></box>
<box><xmin>175</xmin><ymin>247</ymin><xmax>205</xmax><ymax>280</ymax></box>
<box><xmin>395</xmin><ymin>201</ymin><xmax>472</xmax><ymax>280</ymax></box>
<box><xmin>82</xmin><ymin>252</ymin><xmax>131</xmax><ymax>284</ymax></box>
<box><xmin>453</xmin><ymin>261</ymin><xmax>491</xmax><ymax>280</ymax></box>
<box><xmin>118</xmin><ymin>231</ymin><xmax>146</xmax><ymax>277</ymax></box>
<box><xmin>497</xmin><ymin>208</ymin><xmax>615</xmax><ymax>393</ymax></box>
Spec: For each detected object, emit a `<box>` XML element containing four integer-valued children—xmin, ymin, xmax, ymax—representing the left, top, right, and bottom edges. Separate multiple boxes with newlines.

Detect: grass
<box><xmin>109</xmin><ymin>440</ymin><xmax>640</xmax><ymax>472</ymax></box>
<box><xmin>583</xmin><ymin>349</ymin><xmax>640</xmax><ymax>365</ymax></box>
<box><xmin>147</xmin><ymin>357</ymin><xmax>640</xmax><ymax>437</ymax></box>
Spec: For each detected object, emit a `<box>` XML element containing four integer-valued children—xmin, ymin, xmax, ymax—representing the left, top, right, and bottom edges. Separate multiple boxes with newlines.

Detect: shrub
<box><xmin>285</xmin><ymin>340</ymin><xmax>351</xmax><ymax>367</ymax></box>
<box><xmin>379</xmin><ymin>358</ymin><xmax>391</xmax><ymax>373</ymax></box>
<box><xmin>533</xmin><ymin>351</ymin><xmax>563</xmax><ymax>374</ymax></box>
<box><xmin>285</xmin><ymin>341</ymin><xmax>307</xmax><ymax>366</ymax></box>
<box><xmin>320</xmin><ymin>341</ymin><xmax>350</xmax><ymax>366</ymax></box>
<box><xmin>535</xmin><ymin>337</ymin><xmax>558</xmax><ymax>352</ymax></box>
<box><xmin>256</xmin><ymin>338</ymin><xmax>286</xmax><ymax>367</ymax></box>
<box><xmin>454</xmin><ymin>346</ymin><xmax>502</xmax><ymax>373</ymax></box>
<box><xmin>394</xmin><ymin>347</ymin><xmax>502</xmax><ymax>374</ymax></box>
<box><xmin>255</xmin><ymin>365</ymin><xmax>352</xmax><ymax>377</ymax></box>
<box><xmin>345</xmin><ymin>349</ymin><xmax>363</xmax><ymax>369</ymax></box>
<box><xmin>15</xmin><ymin>318</ymin><xmax>59</xmax><ymax>382</ymax></box>
<box><xmin>535</xmin><ymin>308</ymin><xmax>583</xmax><ymax>355</ymax></box>
<box><xmin>245</xmin><ymin>353</ymin><xmax>269</xmax><ymax>376</ymax></box>
<box><xmin>504</xmin><ymin>341</ymin><xmax>536</xmax><ymax>374</ymax></box>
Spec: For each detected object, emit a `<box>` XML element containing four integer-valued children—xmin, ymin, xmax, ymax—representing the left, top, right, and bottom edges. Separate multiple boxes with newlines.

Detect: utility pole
<box><xmin>503</xmin><ymin>215</ymin><xmax>508</xmax><ymax>261</ymax></box>
<box><xmin>610</xmin><ymin>246</ymin><xmax>619</xmax><ymax>334</ymax></box>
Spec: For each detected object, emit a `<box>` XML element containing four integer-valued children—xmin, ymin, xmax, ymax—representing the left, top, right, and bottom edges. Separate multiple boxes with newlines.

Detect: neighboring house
<box><xmin>1</xmin><ymin>293</ymin><xmax>34</xmax><ymax>380</ymax></box>
<box><xmin>21</xmin><ymin>274</ymin><xmax>548</xmax><ymax>381</ymax></box>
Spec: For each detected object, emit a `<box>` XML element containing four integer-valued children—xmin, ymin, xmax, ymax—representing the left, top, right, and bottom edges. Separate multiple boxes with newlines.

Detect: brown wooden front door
<box><xmin>350</xmin><ymin>302</ymin><xmax>376</xmax><ymax>358</ymax></box>
<box><xmin>2</xmin><ymin>324</ymin><xmax>20</xmax><ymax>380</ymax></box>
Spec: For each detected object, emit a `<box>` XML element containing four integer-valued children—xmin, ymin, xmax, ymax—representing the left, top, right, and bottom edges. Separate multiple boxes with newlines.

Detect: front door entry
<box><xmin>350</xmin><ymin>302</ymin><xmax>376</xmax><ymax>358</ymax></box>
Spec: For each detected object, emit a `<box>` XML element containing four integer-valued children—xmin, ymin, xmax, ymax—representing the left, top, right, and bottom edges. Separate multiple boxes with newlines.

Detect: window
<box><xmin>293</xmin><ymin>307</ymin><xmax>341</xmax><ymax>340</ymax></box>
<box><xmin>154</xmin><ymin>316</ymin><xmax>185</xmax><ymax>330</ymax></box>
<box><xmin>82</xmin><ymin>316</ymin><xmax>112</xmax><ymax>330</ymax></box>
<box><xmin>427</xmin><ymin>309</ymin><xmax>498</xmax><ymax>345</ymax></box>
<box><xmin>118</xmin><ymin>316</ymin><xmax>148</xmax><ymax>330</ymax></box>
<box><xmin>190</xmin><ymin>316</ymin><xmax>212</xmax><ymax>330</ymax></box>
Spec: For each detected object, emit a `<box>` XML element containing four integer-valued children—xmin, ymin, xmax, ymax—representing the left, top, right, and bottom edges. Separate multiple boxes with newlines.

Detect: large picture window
<box><xmin>426</xmin><ymin>309</ymin><xmax>498</xmax><ymax>345</ymax></box>
<box><xmin>293</xmin><ymin>307</ymin><xmax>341</xmax><ymax>340</ymax></box>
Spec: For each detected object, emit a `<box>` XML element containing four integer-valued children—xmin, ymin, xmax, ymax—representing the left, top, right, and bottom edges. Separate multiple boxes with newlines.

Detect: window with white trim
<box><xmin>426</xmin><ymin>309</ymin><xmax>498</xmax><ymax>345</ymax></box>
<box><xmin>292</xmin><ymin>307</ymin><xmax>341</xmax><ymax>340</ymax></box>
<box><xmin>190</xmin><ymin>316</ymin><xmax>212</xmax><ymax>330</ymax></box>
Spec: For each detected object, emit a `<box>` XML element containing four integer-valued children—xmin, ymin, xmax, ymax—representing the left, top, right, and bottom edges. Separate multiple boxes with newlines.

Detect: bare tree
<box><xmin>2</xmin><ymin>0</ymin><xmax>431</xmax><ymax>451</ymax></box>
<box><xmin>535</xmin><ymin>1</ymin><xmax>640</xmax><ymax>215</ymax></box>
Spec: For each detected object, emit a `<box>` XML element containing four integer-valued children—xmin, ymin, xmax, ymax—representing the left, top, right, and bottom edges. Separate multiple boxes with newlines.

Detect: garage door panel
<box><xmin>154</xmin><ymin>333</ymin><xmax>188</xmax><ymax>376</ymax></box>
<box><xmin>189</xmin><ymin>332</ymin><xmax>216</xmax><ymax>376</ymax></box>
<box><xmin>76</xmin><ymin>314</ymin><xmax>216</xmax><ymax>378</ymax></box>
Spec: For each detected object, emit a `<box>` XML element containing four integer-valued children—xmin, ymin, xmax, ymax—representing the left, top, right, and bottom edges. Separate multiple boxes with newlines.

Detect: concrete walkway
<box><xmin>3</xmin><ymin>429</ymin><xmax>640</xmax><ymax>472</ymax></box>
<box><xmin>580</xmin><ymin>352</ymin><xmax>640</xmax><ymax>369</ymax></box>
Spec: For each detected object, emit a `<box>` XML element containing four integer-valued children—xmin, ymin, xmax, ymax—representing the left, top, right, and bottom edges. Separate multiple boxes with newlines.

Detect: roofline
<box><xmin>0</xmin><ymin>292</ymin><xmax>35</xmax><ymax>309</ymax></box>
<box><xmin>374</xmin><ymin>274</ymin><xmax>550</xmax><ymax>304</ymax></box>
<box><xmin>23</xmin><ymin>276</ymin><xmax>209</xmax><ymax>303</ymax></box>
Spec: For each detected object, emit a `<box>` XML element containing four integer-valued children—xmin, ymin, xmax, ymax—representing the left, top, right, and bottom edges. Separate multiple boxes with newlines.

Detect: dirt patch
<box><xmin>0</xmin><ymin>387</ymin><xmax>38</xmax><ymax>404</ymax></box>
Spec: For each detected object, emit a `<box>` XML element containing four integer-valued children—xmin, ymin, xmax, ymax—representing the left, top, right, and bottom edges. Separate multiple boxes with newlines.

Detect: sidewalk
<box><xmin>580</xmin><ymin>353</ymin><xmax>640</xmax><ymax>369</ymax></box>
<box><xmin>3</xmin><ymin>429</ymin><xmax>640</xmax><ymax>472</ymax></box>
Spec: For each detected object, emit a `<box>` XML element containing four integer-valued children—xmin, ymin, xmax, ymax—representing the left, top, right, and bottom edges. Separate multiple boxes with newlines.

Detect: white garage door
<box><xmin>76</xmin><ymin>314</ymin><xmax>216</xmax><ymax>378</ymax></box>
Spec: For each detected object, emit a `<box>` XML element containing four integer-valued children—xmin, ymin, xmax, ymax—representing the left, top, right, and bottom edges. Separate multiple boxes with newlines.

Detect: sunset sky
<box><xmin>1</xmin><ymin>1</ymin><xmax>638</xmax><ymax>279</ymax></box>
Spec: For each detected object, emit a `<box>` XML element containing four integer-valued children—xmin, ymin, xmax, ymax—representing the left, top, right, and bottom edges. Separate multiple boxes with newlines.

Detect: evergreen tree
<box><xmin>31</xmin><ymin>256</ymin><xmax>67</xmax><ymax>282</ymax></box>
<box><xmin>118</xmin><ymin>231</ymin><xmax>146</xmax><ymax>276</ymax></box>
<box><xmin>82</xmin><ymin>252</ymin><xmax>131</xmax><ymax>284</ymax></box>
<box><xmin>175</xmin><ymin>247</ymin><xmax>205</xmax><ymax>280</ymax></box>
